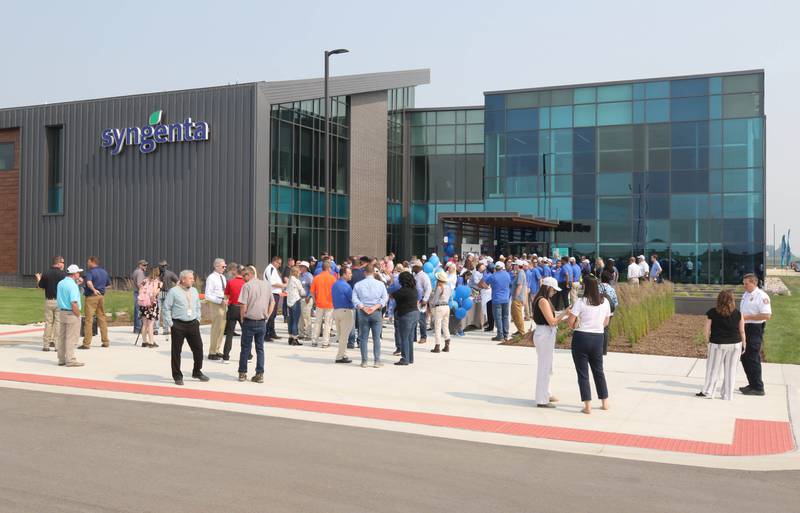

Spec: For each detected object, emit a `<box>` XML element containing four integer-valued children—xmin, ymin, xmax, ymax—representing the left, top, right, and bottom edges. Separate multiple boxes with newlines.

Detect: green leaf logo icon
<box><xmin>148</xmin><ymin>110</ymin><xmax>163</xmax><ymax>125</ymax></box>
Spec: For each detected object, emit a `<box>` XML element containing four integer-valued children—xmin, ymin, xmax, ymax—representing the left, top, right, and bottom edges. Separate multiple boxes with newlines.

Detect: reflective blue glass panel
<box><xmin>671</xmin><ymin>96</ymin><xmax>709</xmax><ymax>122</ymax></box>
<box><xmin>646</xmin><ymin>99</ymin><xmax>670</xmax><ymax>122</ymax></box>
<box><xmin>485</xmin><ymin>94</ymin><xmax>505</xmax><ymax>110</ymax></box>
<box><xmin>671</xmin><ymin>78</ymin><xmax>708</xmax><ymax>97</ymax></box>
<box><xmin>506</xmin><ymin>109</ymin><xmax>538</xmax><ymax>131</ymax></box>
<box><xmin>597</xmin><ymin>102</ymin><xmax>632</xmax><ymax>125</ymax></box>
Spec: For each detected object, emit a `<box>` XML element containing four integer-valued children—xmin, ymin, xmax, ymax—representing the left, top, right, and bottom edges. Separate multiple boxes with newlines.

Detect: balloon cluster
<box><xmin>451</xmin><ymin>285</ymin><xmax>473</xmax><ymax>320</ymax></box>
<box><xmin>422</xmin><ymin>253</ymin><xmax>441</xmax><ymax>287</ymax></box>
<box><xmin>444</xmin><ymin>230</ymin><xmax>456</xmax><ymax>258</ymax></box>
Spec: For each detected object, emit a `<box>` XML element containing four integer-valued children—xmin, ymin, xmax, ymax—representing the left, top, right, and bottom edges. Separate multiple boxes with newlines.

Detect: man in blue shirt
<box><xmin>352</xmin><ymin>265</ymin><xmax>389</xmax><ymax>367</ymax></box>
<box><xmin>80</xmin><ymin>256</ymin><xmax>111</xmax><ymax>350</ymax></box>
<box><xmin>569</xmin><ymin>257</ymin><xmax>582</xmax><ymax>306</ymax></box>
<box><xmin>298</xmin><ymin>261</ymin><xmax>314</xmax><ymax>341</ymax></box>
<box><xmin>481</xmin><ymin>261</ymin><xmax>512</xmax><ymax>342</ymax></box>
<box><xmin>650</xmin><ymin>254</ymin><xmax>663</xmax><ymax>283</ymax></box>
<box><xmin>332</xmin><ymin>267</ymin><xmax>355</xmax><ymax>364</ymax></box>
<box><xmin>541</xmin><ymin>259</ymin><xmax>553</xmax><ymax>278</ymax></box>
<box><xmin>529</xmin><ymin>259</ymin><xmax>542</xmax><ymax>297</ymax></box>
<box><xmin>554</xmin><ymin>256</ymin><xmax>572</xmax><ymax>310</ymax></box>
<box><xmin>314</xmin><ymin>253</ymin><xmax>339</xmax><ymax>276</ymax></box>
<box><xmin>56</xmin><ymin>264</ymin><xmax>85</xmax><ymax>367</ymax></box>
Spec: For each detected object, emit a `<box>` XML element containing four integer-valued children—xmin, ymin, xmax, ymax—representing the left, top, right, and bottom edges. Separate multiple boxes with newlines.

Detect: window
<box><xmin>574</xmin><ymin>104</ymin><xmax>596</xmax><ymax>127</ymax></box>
<box><xmin>506</xmin><ymin>108</ymin><xmax>537</xmax><ymax>131</ymax></box>
<box><xmin>46</xmin><ymin>126</ymin><xmax>64</xmax><ymax>214</ymax></box>
<box><xmin>551</xmin><ymin>106</ymin><xmax>573</xmax><ymax>128</ymax></box>
<box><xmin>0</xmin><ymin>142</ymin><xmax>14</xmax><ymax>170</ymax></box>
<box><xmin>646</xmin><ymin>99</ymin><xmax>670</xmax><ymax>123</ymax></box>
<box><xmin>466</xmin><ymin>124</ymin><xmax>484</xmax><ymax>144</ymax></box>
<box><xmin>671</xmin><ymin>78</ymin><xmax>708</xmax><ymax>97</ymax></box>
<box><xmin>671</xmin><ymin>96</ymin><xmax>708</xmax><ymax>122</ymax></box>
<box><xmin>466</xmin><ymin>110</ymin><xmax>484</xmax><ymax>124</ymax></box>
<box><xmin>437</xmin><ymin>111</ymin><xmax>456</xmax><ymax>124</ymax></box>
<box><xmin>574</xmin><ymin>87</ymin><xmax>596</xmax><ymax>104</ymax></box>
<box><xmin>506</xmin><ymin>92</ymin><xmax>538</xmax><ymax>109</ymax></box>
<box><xmin>722</xmin><ymin>74</ymin><xmax>762</xmax><ymax>94</ymax></box>
<box><xmin>485</xmin><ymin>95</ymin><xmax>505</xmax><ymax>110</ymax></box>
<box><xmin>598</xmin><ymin>84</ymin><xmax>632</xmax><ymax>102</ymax></box>
<box><xmin>646</xmin><ymin>81</ymin><xmax>670</xmax><ymax>99</ymax></box>
<box><xmin>597</xmin><ymin>172</ymin><xmax>632</xmax><ymax>195</ymax></box>
<box><xmin>597</xmin><ymin>102</ymin><xmax>632</xmax><ymax>125</ymax></box>
<box><xmin>723</xmin><ymin>93</ymin><xmax>762</xmax><ymax>119</ymax></box>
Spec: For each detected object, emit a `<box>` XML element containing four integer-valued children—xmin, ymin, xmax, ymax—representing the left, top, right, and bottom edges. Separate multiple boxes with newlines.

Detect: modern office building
<box><xmin>0</xmin><ymin>68</ymin><xmax>764</xmax><ymax>284</ymax></box>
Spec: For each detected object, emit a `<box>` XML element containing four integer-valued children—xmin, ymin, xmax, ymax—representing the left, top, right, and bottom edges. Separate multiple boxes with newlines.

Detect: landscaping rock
<box><xmin>764</xmin><ymin>277</ymin><xmax>791</xmax><ymax>296</ymax></box>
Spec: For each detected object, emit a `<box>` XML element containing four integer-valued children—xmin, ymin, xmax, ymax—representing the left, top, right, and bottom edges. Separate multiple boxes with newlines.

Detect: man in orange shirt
<box><xmin>310</xmin><ymin>259</ymin><xmax>337</xmax><ymax>348</ymax></box>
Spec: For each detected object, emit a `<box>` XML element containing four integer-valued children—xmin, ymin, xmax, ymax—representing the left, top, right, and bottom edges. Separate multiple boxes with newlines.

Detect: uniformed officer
<box><xmin>739</xmin><ymin>273</ymin><xmax>772</xmax><ymax>396</ymax></box>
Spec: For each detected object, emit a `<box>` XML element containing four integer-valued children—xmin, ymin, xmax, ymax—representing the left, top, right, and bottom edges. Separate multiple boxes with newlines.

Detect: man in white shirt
<box><xmin>637</xmin><ymin>255</ymin><xmax>649</xmax><ymax>283</ymax></box>
<box><xmin>626</xmin><ymin>257</ymin><xmax>641</xmax><ymax>286</ymax></box>
<box><xmin>204</xmin><ymin>258</ymin><xmax>228</xmax><ymax>360</ymax></box>
<box><xmin>263</xmin><ymin>256</ymin><xmax>285</xmax><ymax>341</ymax></box>
<box><xmin>739</xmin><ymin>273</ymin><xmax>772</xmax><ymax>396</ymax></box>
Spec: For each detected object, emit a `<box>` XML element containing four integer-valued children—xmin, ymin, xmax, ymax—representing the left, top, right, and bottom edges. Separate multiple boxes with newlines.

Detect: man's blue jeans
<box><xmin>494</xmin><ymin>302</ymin><xmax>510</xmax><ymax>339</ymax></box>
<box><xmin>238</xmin><ymin>318</ymin><xmax>266</xmax><ymax>374</ymax></box>
<box><xmin>357</xmin><ymin>309</ymin><xmax>382</xmax><ymax>363</ymax></box>
<box><xmin>395</xmin><ymin>310</ymin><xmax>417</xmax><ymax>363</ymax></box>
<box><xmin>133</xmin><ymin>291</ymin><xmax>142</xmax><ymax>332</ymax></box>
<box><xmin>413</xmin><ymin>310</ymin><xmax>427</xmax><ymax>341</ymax></box>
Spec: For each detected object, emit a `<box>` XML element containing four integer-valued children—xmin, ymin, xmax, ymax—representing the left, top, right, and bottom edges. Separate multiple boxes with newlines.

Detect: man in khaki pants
<box><xmin>35</xmin><ymin>255</ymin><xmax>65</xmax><ymax>351</ymax></box>
<box><xmin>56</xmin><ymin>264</ymin><xmax>85</xmax><ymax>367</ymax></box>
<box><xmin>80</xmin><ymin>256</ymin><xmax>111</xmax><ymax>349</ymax></box>
<box><xmin>331</xmin><ymin>267</ymin><xmax>355</xmax><ymax>363</ymax></box>
<box><xmin>205</xmin><ymin>258</ymin><xmax>228</xmax><ymax>360</ymax></box>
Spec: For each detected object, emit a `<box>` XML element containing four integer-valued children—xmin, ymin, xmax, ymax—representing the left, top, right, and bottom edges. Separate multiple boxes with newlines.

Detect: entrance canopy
<box><xmin>437</xmin><ymin>212</ymin><xmax>559</xmax><ymax>230</ymax></box>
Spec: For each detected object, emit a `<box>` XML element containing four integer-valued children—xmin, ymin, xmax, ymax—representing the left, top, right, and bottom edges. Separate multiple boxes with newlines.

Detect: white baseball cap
<box><xmin>298</xmin><ymin>261</ymin><xmax>310</xmax><ymax>268</ymax></box>
<box><xmin>495</xmin><ymin>261</ymin><xmax>505</xmax><ymax>269</ymax></box>
<box><xmin>66</xmin><ymin>264</ymin><xmax>84</xmax><ymax>274</ymax></box>
<box><xmin>541</xmin><ymin>276</ymin><xmax>561</xmax><ymax>291</ymax></box>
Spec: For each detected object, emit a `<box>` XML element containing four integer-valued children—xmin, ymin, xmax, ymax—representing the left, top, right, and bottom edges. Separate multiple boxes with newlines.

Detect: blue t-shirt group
<box><xmin>484</xmin><ymin>270</ymin><xmax>512</xmax><ymax>304</ymax></box>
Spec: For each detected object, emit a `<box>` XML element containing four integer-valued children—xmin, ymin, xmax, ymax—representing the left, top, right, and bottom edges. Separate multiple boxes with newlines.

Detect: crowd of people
<box><xmin>32</xmin><ymin>248</ymin><xmax>772</xmax><ymax>412</ymax></box>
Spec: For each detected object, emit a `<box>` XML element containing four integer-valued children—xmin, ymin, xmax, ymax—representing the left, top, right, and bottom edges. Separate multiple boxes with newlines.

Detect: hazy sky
<box><xmin>2</xmin><ymin>0</ymin><xmax>796</xmax><ymax>244</ymax></box>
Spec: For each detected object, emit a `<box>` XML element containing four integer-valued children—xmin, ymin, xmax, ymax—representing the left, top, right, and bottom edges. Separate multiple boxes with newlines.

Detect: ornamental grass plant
<box><xmin>609</xmin><ymin>281</ymin><xmax>675</xmax><ymax>344</ymax></box>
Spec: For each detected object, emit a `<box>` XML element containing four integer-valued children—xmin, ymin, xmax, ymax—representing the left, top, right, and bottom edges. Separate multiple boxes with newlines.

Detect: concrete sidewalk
<box><xmin>1</xmin><ymin>320</ymin><xmax>798</xmax><ymax>470</ymax></box>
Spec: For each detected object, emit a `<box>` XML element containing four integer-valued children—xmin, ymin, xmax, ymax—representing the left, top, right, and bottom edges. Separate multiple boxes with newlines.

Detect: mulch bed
<box><xmin>501</xmin><ymin>314</ymin><xmax>709</xmax><ymax>358</ymax></box>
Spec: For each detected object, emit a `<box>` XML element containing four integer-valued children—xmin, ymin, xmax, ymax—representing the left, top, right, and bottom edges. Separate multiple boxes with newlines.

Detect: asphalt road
<box><xmin>1</xmin><ymin>388</ymin><xmax>798</xmax><ymax>513</ymax></box>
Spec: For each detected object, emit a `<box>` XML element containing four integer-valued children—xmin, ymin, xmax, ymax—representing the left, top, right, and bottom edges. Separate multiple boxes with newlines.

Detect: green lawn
<box><xmin>764</xmin><ymin>276</ymin><xmax>800</xmax><ymax>365</ymax></box>
<box><xmin>0</xmin><ymin>286</ymin><xmax>134</xmax><ymax>325</ymax></box>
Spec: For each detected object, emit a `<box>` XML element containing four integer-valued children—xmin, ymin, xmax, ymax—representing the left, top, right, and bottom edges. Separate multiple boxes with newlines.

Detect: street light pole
<box><xmin>323</xmin><ymin>48</ymin><xmax>349</xmax><ymax>255</ymax></box>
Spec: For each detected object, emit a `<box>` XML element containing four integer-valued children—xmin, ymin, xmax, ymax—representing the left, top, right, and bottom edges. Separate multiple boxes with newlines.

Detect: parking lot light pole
<box><xmin>323</xmin><ymin>48</ymin><xmax>349</xmax><ymax>254</ymax></box>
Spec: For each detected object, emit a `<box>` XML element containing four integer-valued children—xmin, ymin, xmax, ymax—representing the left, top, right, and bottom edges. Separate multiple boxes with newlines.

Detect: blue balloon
<box><xmin>454</xmin><ymin>285</ymin><xmax>471</xmax><ymax>300</ymax></box>
<box><xmin>429</xmin><ymin>254</ymin><xmax>440</xmax><ymax>267</ymax></box>
<box><xmin>423</xmin><ymin>262</ymin><xmax>434</xmax><ymax>273</ymax></box>
<box><xmin>445</xmin><ymin>244</ymin><xmax>455</xmax><ymax>255</ymax></box>
<box><xmin>428</xmin><ymin>272</ymin><xmax>437</xmax><ymax>284</ymax></box>
<box><xmin>461</xmin><ymin>297</ymin><xmax>474</xmax><ymax>310</ymax></box>
<box><xmin>455</xmin><ymin>307</ymin><xmax>467</xmax><ymax>320</ymax></box>
<box><xmin>449</xmin><ymin>300</ymin><xmax>459</xmax><ymax>310</ymax></box>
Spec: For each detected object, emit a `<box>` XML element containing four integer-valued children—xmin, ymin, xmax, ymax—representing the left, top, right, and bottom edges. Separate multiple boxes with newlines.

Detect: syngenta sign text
<box><xmin>101</xmin><ymin>110</ymin><xmax>210</xmax><ymax>155</ymax></box>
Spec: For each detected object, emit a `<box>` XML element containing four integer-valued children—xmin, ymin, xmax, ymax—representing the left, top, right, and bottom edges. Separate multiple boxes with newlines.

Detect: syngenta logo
<box><xmin>101</xmin><ymin>110</ymin><xmax>210</xmax><ymax>155</ymax></box>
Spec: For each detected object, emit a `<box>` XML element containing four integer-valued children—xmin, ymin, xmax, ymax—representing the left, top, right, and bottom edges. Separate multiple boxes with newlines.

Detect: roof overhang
<box><xmin>259</xmin><ymin>69</ymin><xmax>431</xmax><ymax>104</ymax></box>
<box><xmin>437</xmin><ymin>212</ymin><xmax>559</xmax><ymax>230</ymax></box>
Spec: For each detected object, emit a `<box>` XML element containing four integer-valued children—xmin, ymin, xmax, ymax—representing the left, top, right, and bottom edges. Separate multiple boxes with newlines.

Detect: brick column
<box><xmin>348</xmin><ymin>91</ymin><xmax>388</xmax><ymax>257</ymax></box>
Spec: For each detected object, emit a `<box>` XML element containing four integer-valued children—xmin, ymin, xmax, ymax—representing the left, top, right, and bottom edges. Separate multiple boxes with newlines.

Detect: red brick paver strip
<box><xmin>0</xmin><ymin>371</ymin><xmax>793</xmax><ymax>457</ymax></box>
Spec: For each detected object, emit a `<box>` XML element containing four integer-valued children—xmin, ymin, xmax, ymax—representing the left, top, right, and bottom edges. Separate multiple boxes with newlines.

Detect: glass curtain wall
<box><xmin>387</xmin><ymin>87</ymin><xmax>414</xmax><ymax>257</ymax></box>
<box><xmin>484</xmin><ymin>72</ymin><xmax>764</xmax><ymax>284</ymax></box>
<box><xmin>409</xmin><ymin>108</ymin><xmax>485</xmax><ymax>257</ymax></box>
<box><xmin>269</xmin><ymin>96</ymin><xmax>350</xmax><ymax>262</ymax></box>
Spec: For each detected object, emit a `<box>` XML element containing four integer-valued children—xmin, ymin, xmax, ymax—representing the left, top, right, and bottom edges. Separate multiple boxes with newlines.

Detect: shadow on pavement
<box><xmin>626</xmin><ymin>386</ymin><xmax>696</xmax><ymax>397</ymax></box>
<box><xmin>115</xmin><ymin>374</ymin><xmax>174</xmax><ymax>384</ymax></box>
<box><xmin>16</xmin><ymin>357</ymin><xmax>58</xmax><ymax>366</ymax></box>
<box><xmin>447</xmin><ymin>391</ymin><xmax>537</xmax><ymax>408</ymax></box>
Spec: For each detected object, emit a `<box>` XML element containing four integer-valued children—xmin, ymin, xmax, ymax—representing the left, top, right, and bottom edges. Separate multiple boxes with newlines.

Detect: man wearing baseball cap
<box><xmin>56</xmin><ymin>264</ymin><xmax>86</xmax><ymax>367</ymax></box>
<box><xmin>131</xmin><ymin>259</ymin><xmax>148</xmax><ymax>333</ymax></box>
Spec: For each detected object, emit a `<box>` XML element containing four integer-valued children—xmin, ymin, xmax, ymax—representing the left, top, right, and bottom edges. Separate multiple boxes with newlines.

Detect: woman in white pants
<box><xmin>697</xmin><ymin>290</ymin><xmax>745</xmax><ymax>400</ymax></box>
<box><xmin>429</xmin><ymin>270</ymin><xmax>452</xmax><ymax>353</ymax></box>
<box><xmin>532</xmin><ymin>277</ymin><xmax>570</xmax><ymax>408</ymax></box>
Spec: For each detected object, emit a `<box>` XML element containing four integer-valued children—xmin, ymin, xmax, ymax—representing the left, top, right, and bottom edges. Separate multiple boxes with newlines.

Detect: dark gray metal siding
<box><xmin>0</xmin><ymin>84</ymin><xmax>257</xmax><ymax>277</ymax></box>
